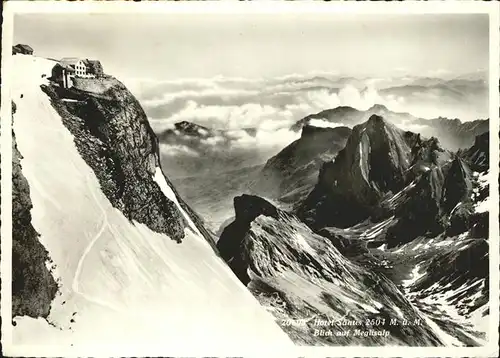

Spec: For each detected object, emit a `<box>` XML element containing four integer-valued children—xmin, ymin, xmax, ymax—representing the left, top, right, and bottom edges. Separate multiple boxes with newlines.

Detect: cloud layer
<box><xmin>126</xmin><ymin>73</ymin><xmax>488</xmax><ymax>177</ymax></box>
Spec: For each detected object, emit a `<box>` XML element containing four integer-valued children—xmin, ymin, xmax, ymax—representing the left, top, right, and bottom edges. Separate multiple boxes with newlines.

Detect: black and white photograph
<box><xmin>1</xmin><ymin>1</ymin><xmax>499</xmax><ymax>357</ymax></box>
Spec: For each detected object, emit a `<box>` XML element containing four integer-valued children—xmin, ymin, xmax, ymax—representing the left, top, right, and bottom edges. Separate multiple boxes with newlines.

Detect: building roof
<box><xmin>14</xmin><ymin>44</ymin><xmax>33</xmax><ymax>52</ymax></box>
<box><xmin>60</xmin><ymin>57</ymin><xmax>85</xmax><ymax>67</ymax></box>
<box><xmin>57</xmin><ymin>58</ymin><xmax>102</xmax><ymax>74</ymax></box>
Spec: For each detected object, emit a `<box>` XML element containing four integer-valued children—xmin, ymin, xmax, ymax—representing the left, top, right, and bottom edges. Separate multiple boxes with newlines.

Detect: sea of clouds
<box><xmin>123</xmin><ymin>73</ymin><xmax>488</xmax><ymax>176</ymax></box>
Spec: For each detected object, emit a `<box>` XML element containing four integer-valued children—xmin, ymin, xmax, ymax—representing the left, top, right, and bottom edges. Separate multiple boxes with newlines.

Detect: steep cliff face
<box><xmin>9</xmin><ymin>55</ymin><xmax>291</xmax><ymax>354</ymax></box>
<box><xmin>298</xmin><ymin>115</ymin><xmax>435</xmax><ymax>229</ymax></box>
<box><xmin>441</xmin><ymin>157</ymin><xmax>473</xmax><ymax>213</ymax></box>
<box><xmin>463</xmin><ymin>131</ymin><xmax>489</xmax><ymax>171</ymax></box>
<box><xmin>297</xmin><ymin>113</ymin><xmax>461</xmax><ymax>231</ymax></box>
<box><xmin>296</xmin><ymin>120</ymin><xmax>487</xmax><ymax>248</ymax></box>
<box><xmin>217</xmin><ymin>195</ymin><xmax>280</xmax><ymax>285</ymax></box>
<box><xmin>385</xmin><ymin>132</ymin><xmax>490</xmax><ymax>247</ymax></box>
<box><xmin>254</xmin><ymin>125</ymin><xmax>351</xmax><ymax>204</ymax></box>
<box><xmin>41</xmin><ymin>81</ymin><xmax>192</xmax><ymax>243</ymax></box>
<box><xmin>47</xmin><ymin>81</ymin><xmax>217</xmax><ymax>247</ymax></box>
<box><xmin>11</xmin><ymin>101</ymin><xmax>59</xmax><ymax>319</ymax></box>
<box><xmin>385</xmin><ymin>166</ymin><xmax>447</xmax><ymax>248</ymax></box>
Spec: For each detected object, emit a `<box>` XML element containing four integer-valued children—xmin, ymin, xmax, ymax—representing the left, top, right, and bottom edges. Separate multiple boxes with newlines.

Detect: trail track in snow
<box><xmin>34</xmin><ymin>119</ymin><xmax>120</xmax><ymax>312</ymax></box>
<box><xmin>72</xmin><ymin>168</ymin><xmax>201</xmax><ymax>312</ymax></box>
<box><xmin>71</xmin><ymin>171</ymin><xmax>118</xmax><ymax>311</ymax></box>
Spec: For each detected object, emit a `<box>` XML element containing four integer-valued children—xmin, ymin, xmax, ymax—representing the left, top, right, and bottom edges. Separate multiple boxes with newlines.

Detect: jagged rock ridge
<box><xmin>384</xmin><ymin>132</ymin><xmax>489</xmax><ymax>247</ymax></box>
<box><xmin>297</xmin><ymin>114</ymin><xmax>451</xmax><ymax>229</ymax></box>
<box><xmin>462</xmin><ymin>131</ymin><xmax>489</xmax><ymax>171</ymax></box>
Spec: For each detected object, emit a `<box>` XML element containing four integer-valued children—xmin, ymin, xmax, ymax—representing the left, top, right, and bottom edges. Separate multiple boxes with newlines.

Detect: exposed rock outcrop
<box><xmin>11</xmin><ymin>101</ymin><xmax>58</xmax><ymax>318</ymax></box>
<box><xmin>296</xmin><ymin>114</ymin><xmax>489</xmax><ymax>250</ymax></box>
<box><xmin>218</xmin><ymin>193</ymin><xmax>444</xmax><ymax>346</ymax></box>
<box><xmin>316</xmin><ymin>228</ymin><xmax>370</xmax><ymax>259</ymax></box>
<box><xmin>217</xmin><ymin>195</ymin><xmax>280</xmax><ymax>284</ymax></box>
<box><xmin>386</xmin><ymin>166</ymin><xmax>446</xmax><ymax>248</ymax></box>
<box><xmin>234</xmin><ymin>194</ymin><xmax>280</xmax><ymax>222</ymax></box>
<box><xmin>385</xmin><ymin>133</ymin><xmax>489</xmax><ymax>246</ymax></box>
<box><xmin>462</xmin><ymin>131</ymin><xmax>489</xmax><ymax>171</ymax></box>
<box><xmin>441</xmin><ymin>157</ymin><xmax>473</xmax><ymax>213</ymax></box>
<box><xmin>297</xmin><ymin>115</ymin><xmax>436</xmax><ymax>229</ymax></box>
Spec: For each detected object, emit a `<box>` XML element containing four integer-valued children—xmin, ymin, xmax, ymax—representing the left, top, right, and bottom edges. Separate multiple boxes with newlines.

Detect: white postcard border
<box><xmin>1</xmin><ymin>1</ymin><xmax>499</xmax><ymax>357</ymax></box>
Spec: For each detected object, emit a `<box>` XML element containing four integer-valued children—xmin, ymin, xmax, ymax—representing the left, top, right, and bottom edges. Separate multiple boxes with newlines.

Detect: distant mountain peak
<box><xmin>433</xmin><ymin>116</ymin><xmax>462</xmax><ymax>125</ymax></box>
<box><xmin>333</xmin><ymin>105</ymin><xmax>358</xmax><ymax>111</ymax></box>
<box><xmin>368</xmin><ymin>104</ymin><xmax>389</xmax><ymax>112</ymax></box>
<box><xmin>174</xmin><ymin>121</ymin><xmax>210</xmax><ymax>135</ymax></box>
<box><xmin>176</xmin><ymin>120</ymin><xmax>194</xmax><ymax>127</ymax></box>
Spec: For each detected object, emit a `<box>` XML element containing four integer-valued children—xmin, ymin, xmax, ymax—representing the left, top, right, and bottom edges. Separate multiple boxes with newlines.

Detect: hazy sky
<box><xmin>14</xmin><ymin>13</ymin><xmax>489</xmax><ymax>80</ymax></box>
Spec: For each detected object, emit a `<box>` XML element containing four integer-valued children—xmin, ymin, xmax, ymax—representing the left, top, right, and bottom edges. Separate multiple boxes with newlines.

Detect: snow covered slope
<box><xmin>8</xmin><ymin>55</ymin><xmax>292</xmax><ymax>356</ymax></box>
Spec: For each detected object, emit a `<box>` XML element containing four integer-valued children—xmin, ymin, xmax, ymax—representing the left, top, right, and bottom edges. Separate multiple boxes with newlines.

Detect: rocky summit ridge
<box><xmin>297</xmin><ymin>114</ymin><xmax>449</xmax><ymax>229</ymax></box>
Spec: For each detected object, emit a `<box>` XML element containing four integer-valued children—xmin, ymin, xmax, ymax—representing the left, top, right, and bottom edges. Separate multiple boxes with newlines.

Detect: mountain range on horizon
<box><xmin>163</xmin><ymin>102</ymin><xmax>489</xmax><ymax>217</ymax></box>
<box><xmin>281</xmin><ymin>72</ymin><xmax>487</xmax><ymax>92</ymax></box>
<box><xmin>160</xmin><ymin>102</ymin><xmax>488</xmax><ymax>154</ymax></box>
